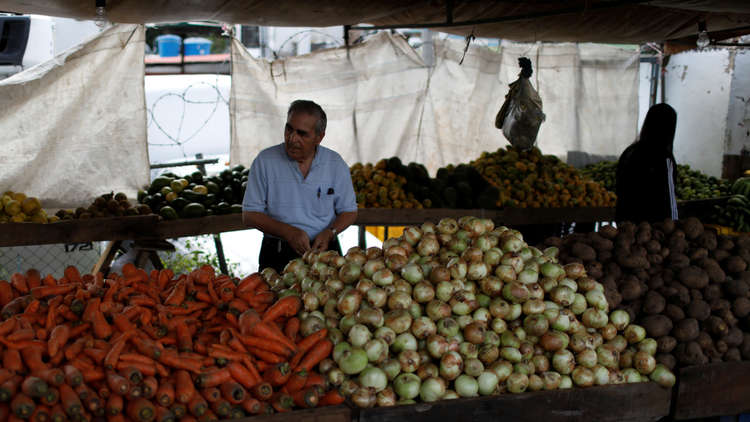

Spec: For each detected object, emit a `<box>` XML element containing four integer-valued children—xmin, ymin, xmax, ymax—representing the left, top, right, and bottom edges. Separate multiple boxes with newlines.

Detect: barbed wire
<box><xmin>147</xmin><ymin>74</ymin><xmax>229</xmax><ymax>158</ymax></box>
<box><xmin>271</xmin><ymin>29</ymin><xmax>344</xmax><ymax>58</ymax></box>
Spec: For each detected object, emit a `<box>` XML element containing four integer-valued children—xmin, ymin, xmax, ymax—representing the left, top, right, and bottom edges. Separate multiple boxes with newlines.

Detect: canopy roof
<box><xmin>1</xmin><ymin>0</ymin><xmax>749</xmax><ymax>43</ymax></box>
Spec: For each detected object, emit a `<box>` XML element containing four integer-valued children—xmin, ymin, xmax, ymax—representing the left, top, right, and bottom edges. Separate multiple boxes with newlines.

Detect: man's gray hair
<box><xmin>288</xmin><ymin>100</ymin><xmax>327</xmax><ymax>136</ymax></box>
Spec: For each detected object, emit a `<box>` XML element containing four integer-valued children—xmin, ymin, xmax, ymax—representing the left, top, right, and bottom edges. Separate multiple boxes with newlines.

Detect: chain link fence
<box><xmin>0</xmin><ymin>242</ymin><xmax>107</xmax><ymax>280</ymax></box>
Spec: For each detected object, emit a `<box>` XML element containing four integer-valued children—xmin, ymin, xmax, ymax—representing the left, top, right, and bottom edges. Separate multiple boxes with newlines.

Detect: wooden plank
<box><xmin>674</xmin><ymin>361</ymin><xmax>750</xmax><ymax>419</ymax></box>
<box><xmin>231</xmin><ymin>405</ymin><xmax>350</xmax><ymax>422</ymax></box>
<box><xmin>151</xmin><ymin>214</ymin><xmax>246</xmax><ymax>239</ymax></box>
<box><xmin>0</xmin><ymin>215</ymin><xmax>159</xmax><ymax>247</ymax></box>
<box><xmin>354</xmin><ymin>207</ymin><xmax>616</xmax><ymax>226</ymax></box>
<box><xmin>359</xmin><ymin>383</ymin><xmax>671</xmax><ymax>422</ymax></box>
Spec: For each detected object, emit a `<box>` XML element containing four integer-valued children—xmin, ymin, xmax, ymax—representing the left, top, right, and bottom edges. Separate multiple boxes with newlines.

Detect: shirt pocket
<box><xmin>312</xmin><ymin>194</ymin><xmax>334</xmax><ymax>218</ymax></box>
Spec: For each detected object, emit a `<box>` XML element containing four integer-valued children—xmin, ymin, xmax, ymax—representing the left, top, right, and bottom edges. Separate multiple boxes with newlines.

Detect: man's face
<box><xmin>284</xmin><ymin>111</ymin><xmax>323</xmax><ymax>162</ymax></box>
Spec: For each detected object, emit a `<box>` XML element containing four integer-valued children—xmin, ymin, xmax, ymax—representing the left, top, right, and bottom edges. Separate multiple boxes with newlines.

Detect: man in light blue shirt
<box><xmin>242</xmin><ymin>100</ymin><xmax>358</xmax><ymax>272</ymax></box>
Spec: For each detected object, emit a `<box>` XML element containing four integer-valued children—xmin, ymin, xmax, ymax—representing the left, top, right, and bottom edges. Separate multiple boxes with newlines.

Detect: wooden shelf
<box><xmin>357</xmin><ymin>382</ymin><xmax>671</xmax><ymax>422</ymax></box>
<box><xmin>673</xmin><ymin>361</ymin><xmax>750</xmax><ymax>420</ymax></box>
<box><xmin>0</xmin><ymin>215</ymin><xmax>159</xmax><ymax>247</ymax></box>
<box><xmin>231</xmin><ymin>405</ymin><xmax>350</xmax><ymax>422</ymax></box>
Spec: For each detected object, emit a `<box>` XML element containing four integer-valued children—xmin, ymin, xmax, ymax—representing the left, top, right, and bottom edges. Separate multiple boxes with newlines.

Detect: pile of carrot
<box><xmin>0</xmin><ymin>264</ymin><xmax>342</xmax><ymax>421</ymax></box>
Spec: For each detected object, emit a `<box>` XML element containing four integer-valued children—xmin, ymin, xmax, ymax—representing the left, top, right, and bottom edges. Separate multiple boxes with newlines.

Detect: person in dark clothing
<box><xmin>616</xmin><ymin>103</ymin><xmax>678</xmax><ymax>223</ymax></box>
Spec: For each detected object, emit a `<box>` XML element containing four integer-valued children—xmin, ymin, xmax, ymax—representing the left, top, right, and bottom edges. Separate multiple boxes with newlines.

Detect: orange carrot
<box><xmin>319</xmin><ymin>388</ymin><xmax>345</xmax><ymax>406</ymax></box>
<box><xmin>0</xmin><ymin>318</ymin><xmax>16</xmax><ymax>336</ymax></box>
<box><xmin>11</xmin><ymin>392</ymin><xmax>35</xmax><ymax>419</ymax></box>
<box><xmin>295</xmin><ymin>339</ymin><xmax>333</xmax><ymax>372</ymax></box>
<box><xmin>0</xmin><ymin>280</ymin><xmax>14</xmax><ymax>306</ymax></box>
<box><xmin>30</xmin><ymin>284</ymin><xmax>76</xmax><ymax>300</ymax></box>
<box><xmin>219</xmin><ymin>381</ymin><xmax>245</xmax><ymax>405</ymax></box>
<box><xmin>3</xmin><ymin>349</ymin><xmax>24</xmax><ymax>372</ymax></box>
<box><xmin>156</xmin><ymin>380</ymin><xmax>175</xmax><ymax>407</ymax></box>
<box><xmin>63</xmin><ymin>365</ymin><xmax>83</xmax><ymax>388</ymax></box>
<box><xmin>201</xmin><ymin>387</ymin><xmax>221</xmax><ymax>403</ymax></box>
<box><xmin>47</xmin><ymin>324</ymin><xmax>70</xmax><ymax>358</ymax></box>
<box><xmin>10</xmin><ymin>273</ymin><xmax>29</xmax><ymax>294</ymax></box>
<box><xmin>106</xmin><ymin>393</ymin><xmax>124</xmax><ymax>416</ymax></box>
<box><xmin>49</xmin><ymin>404</ymin><xmax>65</xmax><ymax>422</ymax></box>
<box><xmin>284</xmin><ymin>369</ymin><xmax>308</xmax><ymax>393</ymax></box>
<box><xmin>264</xmin><ymin>362</ymin><xmax>292</xmax><ymax>387</ymax></box>
<box><xmin>284</xmin><ymin>317</ymin><xmax>300</xmax><ymax>342</ymax></box>
<box><xmin>164</xmin><ymin>281</ymin><xmax>186</xmax><ymax>306</ymax></box>
<box><xmin>251</xmin><ymin>382</ymin><xmax>273</xmax><ymax>401</ymax></box>
<box><xmin>248</xmin><ymin>347</ymin><xmax>285</xmax><ymax>364</ymax></box>
<box><xmin>21</xmin><ymin>376</ymin><xmax>48</xmax><ymax>398</ymax></box>
<box><xmin>142</xmin><ymin>376</ymin><xmax>158</xmax><ymax>399</ymax></box>
<box><xmin>170</xmin><ymin>402</ymin><xmax>187</xmax><ymax>419</ymax></box>
<box><xmin>226</xmin><ymin>361</ymin><xmax>260</xmax><ymax>390</ymax></box>
<box><xmin>187</xmin><ymin>393</ymin><xmax>208</xmax><ymax>417</ymax></box>
<box><xmin>155</xmin><ymin>405</ymin><xmax>175</xmax><ymax>422</ymax></box>
<box><xmin>291</xmin><ymin>387</ymin><xmax>319</xmax><ymax>409</ymax></box>
<box><xmin>238</xmin><ymin>335</ymin><xmax>293</xmax><ymax>357</ymax></box>
<box><xmin>59</xmin><ymin>383</ymin><xmax>83</xmax><ymax>417</ymax></box>
<box><xmin>195</xmin><ymin>368</ymin><xmax>231</xmax><ymax>389</ymax></box>
<box><xmin>240</xmin><ymin>397</ymin><xmax>262</xmax><ymax>414</ymax></box>
<box><xmin>175</xmin><ymin>321</ymin><xmax>193</xmax><ymax>352</ymax></box>
<box><xmin>0</xmin><ymin>376</ymin><xmax>21</xmax><ymax>402</ymax></box>
<box><xmin>271</xmin><ymin>391</ymin><xmax>293</xmax><ymax>413</ymax></box>
<box><xmin>40</xmin><ymin>387</ymin><xmax>58</xmax><ymax>407</ymax></box>
<box><xmin>103</xmin><ymin>331</ymin><xmax>134</xmax><ymax>370</ymax></box>
<box><xmin>106</xmin><ymin>372</ymin><xmax>131</xmax><ymax>396</ymax></box>
<box><xmin>261</xmin><ymin>295</ymin><xmax>301</xmax><ymax>323</ymax></box>
<box><xmin>174</xmin><ymin>370</ymin><xmax>196</xmax><ymax>404</ymax></box>
<box><xmin>290</xmin><ymin>329</ymin><xmax>329</xmax><ymax>368</ymax></box>
<box><xmin>304</xmin><ymin>372</ymin><xmax>326</xmax><ymax>394</ymax></box>
<box><xmin>127</xmin><ymin>397</ymin><xmax>156</xmax><ymax>422</ymax></box>
<box><xmin>210</xmin><ymin>398</ymin><xmax>232</xmax><ymax>417</ymax></box>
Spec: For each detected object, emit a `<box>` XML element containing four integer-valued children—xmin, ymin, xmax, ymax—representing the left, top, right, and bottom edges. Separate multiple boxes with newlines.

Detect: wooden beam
<box><xmin>673</xmin><ymin>361</ymin><xmax>750</xmax><ymax>419</ymax></box>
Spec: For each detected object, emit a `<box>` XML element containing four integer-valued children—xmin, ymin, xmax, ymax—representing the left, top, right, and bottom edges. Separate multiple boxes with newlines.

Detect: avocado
<box><xmin>206</xmin><ymin>181</ymin><xmax>221</xmax><ymax>195</ymax></box>
<box><xmin>191</xmin><ymin>171</ymin><xmax>204</xmax><ymax>183</ymax></box>
<box><xmin>149</xmin><ymin>176</ymin><xmax>173</xmax><ymax>194</ymax></box>
<box><xmin>159</xmin><ymin>206</ymin><xmax>179</xmax><ymax>220</ymax></box>
<box><xmin>204</xmin><ymin>193</ymin><xmax>218</xmax><ymax>207</ymax></box>
<box><xmin>232</xmin><ymin>164</ymin><xmax>246</xmax><ymax>173</ymax></box>
<box><xmin>170</xmin><ymin>197</ymin><xmax>189</xmax><ymax>211</ymax></box>
<box><xmin>181</xmin><ymin>203</ymin><xmax>206</xmax><ymax>218</ymax></box>
<box><xmin>216</xmin><ymin>202</ymin><xmax>231</xmax><ymax>215</ymax></box>
<box><xmin>181</xmin><ymin>189</ymin><xmax>205</xmax><ymax>203</ymax></box>
<box><xmin>229</xmin><ymin>204</ymin><xmax>243</xmax><ymax>214</ymax></box>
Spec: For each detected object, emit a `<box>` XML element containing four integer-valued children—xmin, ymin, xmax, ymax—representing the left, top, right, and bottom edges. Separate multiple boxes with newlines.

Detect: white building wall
<box><xmin>664</xmin><ymin>49</ymin><xmax>733</xmax><ymax>177</ymax></box>
<box><xmin>725</xmin><ymin>48</ymin><xmax>750</xmax><ymax>156</ymax></box>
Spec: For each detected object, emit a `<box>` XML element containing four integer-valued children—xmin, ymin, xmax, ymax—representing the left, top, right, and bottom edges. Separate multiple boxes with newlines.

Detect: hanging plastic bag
<box><xmin>495</xmin><ymin>57</ymin><xmax>546</xmax><ymax>150</ymax></box>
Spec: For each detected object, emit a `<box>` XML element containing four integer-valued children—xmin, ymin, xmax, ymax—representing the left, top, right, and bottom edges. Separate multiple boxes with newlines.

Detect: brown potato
<box><xmin>642</xmin><ymin>291</ymin><xmax>666</xmax><ymax>315</ymax></box>
<box><xmin>645</xmin><ymin>239</ymin><xmax>662</xmax><ymax>254</ymax></box>
<box><xmin>712</xmin><ymin>249</ymin><xmax>731</xmax><ymax>262</ymax></box>
<box><xmin>657</xmin><ymin>336</ymin><xmax>677</xmax><ymax>353</ymax></box>
<box><xmin>725</xmin><ymin>347</ymin><xmax>742</xmax><ymax>361</ymax></box>
<box><xmin>571</xmin><ymin>242</ymin><xmax>596</xmax><ymax>262</ymax></box>
<box><xmin>605</xmin><ymin>263</ymin><xmax>622</xmax><ymax>280</ymax></box>
<box><xmin>664</xmin><ymin>304</ymin><xmax>686</xmax><ymax>323</ymax></box>
<box><xmin>724</xmin><ymin>280</ymin><xmax>749</xmax><ymax>298</ymax></box>
<box><xmin>722</xmin><ymin>327</ymin><xmax>744</xmax><ymax>347</ymax></box>
<box><xmin>667</xmin><ymin>253</ymin><xmax>690</xmax><ymax>269</ymax></box>
<box><xmin>674</xmin><ymin>341</ymin><xmax>707</xmax><ymax>366</ymax></box>
<box><xmin>741</xmin><ymin>333</ymin><xmax>750</xmax><ymax>360</ymax></box>
<box><xmin>689</xmin><ymin>248</ymin><xmax>708</xmax><ymax>261</ymax></box>
<box><xmin>673</xmin><ymin>318</ymin><xmax>700</xmax><ymax>342</ymax></box>
<box><xmin>686</xmin><ymin>300</ymin><xmax>711</xmax><ymax>321</ymax></box>
<box><xmin>697</xmin><ymin>231</ymin><xmax>718</xmax><ymax>251</ymax></box>
<box><xmin>680</xmin><ymin>217</ymin><xmax>704</xmax><ymax>240</ymax></box>
<box><xmin>705</xmin><ymin>316</ymin><xmax>729</xmax><ymax>337</ymax></box>
<box><xmin>619</xmin><ymin>278</ymin><xmax>643</xmax><ymax>301</ymax></box>
<box><xmin>703</xmin><ymin>284</ymin><xmax>722</xmax><ymax>302</ymax></box>
<box><xmin>585</xmin><ymin>262</ymin><xmax>603</xmax><ymax>280</ymax></box>
<box><xmin>655</xmin><ymin>353</ymin><xmax>676</xmax><ymax>370</ymax></box>
<box><xmin>659</xmin><ymin>219</ymin><xmax>676</xmax><ymax>235</ymax></box>
<box><xmin>723</xmin><ymin>256</ymin><xmax>748</xmax><ymax>275</ymax></box>
<box><xmin>733</xmin><ymin>297</ymin><xmax>750</xmax><ymax>318</ymax></box>
<box><xmin>717</xmin><ymin>236</ymin><xmax>734</xmax><ymax>251</ymax></box>
<box><xmin>641</xmin><ymin>314</ymin><xmax>673</xmax><ymax>338</ymax></box>
<box><xmin>679</xmin><ymin>266</ymin><xmax>709</xmax><ymax>289</ymax></box>
<box><xmin>696</xmin><ymin>331</ymin><xmax>713</xmax><ymax>350</ymax></box>
<box><xmin>599</xmin><ymin>225</ymin><xmax>618</xmax><ymax>239</ymax></box>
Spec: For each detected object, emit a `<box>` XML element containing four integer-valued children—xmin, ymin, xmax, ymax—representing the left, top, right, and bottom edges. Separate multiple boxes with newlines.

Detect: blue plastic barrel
<box><xmin>155</xmin><ymin>34</ymin><xmax>181</xmax><ymax>57</ymax></box>
<box><xmin>183</xmin><ymin>37</ymin><xmax>212</xmax><ymax>56</ymax></box>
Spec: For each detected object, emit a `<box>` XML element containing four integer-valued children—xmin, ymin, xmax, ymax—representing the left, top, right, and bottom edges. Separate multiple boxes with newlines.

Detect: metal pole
<box><xmin>213</xmin><ymin>233</ymin><xmax>229</xmax><ymax>275</ymax></box>
<box><xmin>196</xmin><ymin>153</ymin><xmax>207</xmax><ymax>175</ymax></box>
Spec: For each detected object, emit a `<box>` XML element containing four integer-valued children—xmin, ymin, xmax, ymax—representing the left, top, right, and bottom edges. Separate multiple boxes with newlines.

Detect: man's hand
<box><xmin>312</xmin><ymin>229</ymin><xmax>334</xmax><ymax>252</ymax></box>
<box><xmin>284</xmin><ymin>226</ymin><xmax>312</xmax><ymax>255</ymax></box>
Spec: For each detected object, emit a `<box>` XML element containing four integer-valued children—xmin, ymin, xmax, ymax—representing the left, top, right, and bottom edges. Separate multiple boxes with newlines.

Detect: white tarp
<box><xmin>230</xmin><ymin>32</ymin><xmax>639</xmax><ymax>173</ymax></box>
<box><xmin>0</xmin><ymin>24</ymin><xmax>148</xmax><ymax>208</ymax></box>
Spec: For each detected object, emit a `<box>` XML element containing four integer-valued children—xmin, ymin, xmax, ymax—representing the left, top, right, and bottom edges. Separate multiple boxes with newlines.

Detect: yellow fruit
<box><xmin>0</xmin><ymin>215</ymin><xmax>8</xmax><ymax>223</ymax></box>
<box><xmin>2</xmin><ymin>191</ymin><xmax>13</xmax><ymax>197</ymax></box>
<box><xmin>48</xmin><ymin>215</ymin><xmax>60</xmax><ymax>223</ymax></box>
<box><xmin>21</xmin><ymin>197</ymin><xmax>42</xmax><ymax>215</ymax></box>
<box><xmin>30</xmin><ymin>213</ymin><xmax>48</xmax><ymax>223</ymax></box>
<box><xmin>12</xmin><ymin>192</ymin><xmax>26</xmax><ymax>203</ymax></box>
<box><xmin>1</xmin><ymin>195</ymin><xmax>12</xmax><ymax>208</ymax></box>
<box><xmin>10</xmin><ymin>213</ymin><xmax>25</xmax><ymax>223</ymax></box>
<box><xmin>4</xmin><ymin>200</ymin><xmax>21</xmax><ymax>216</ymax></box>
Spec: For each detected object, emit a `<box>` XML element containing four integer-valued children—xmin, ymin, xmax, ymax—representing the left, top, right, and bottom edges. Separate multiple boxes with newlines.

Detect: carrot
<box><xmin>142</xmin><ymin>376</ymin><xmax>158</xmax><ymax>399</ymax></box>
<box><xmin>198</xmin><ymin>409</ymin><xmax>219</xmax><ymax>422</ymax></box>
<box><xmin>103</xmin><ymin>331</ymin><xmax>134</xmax><ymax>370</ymax></box>
<box><xmin>264</xmin><ymin>362</ymin><xmax>292</xmax><ymax>387</ymax></box>
<box><xmin>106</xmin><ymin>372</ymin><xmax>130</xmax><ymax>396</ymax></box>
<box><xmin>46</xmin><ymin>324</ymin><xmax>70</xmax><ymax>358</ymax></box>
<box><xmin>10</xmin><ymin>273</ymin><xmax>29</xmax><ymax>295</ymax></box>
<box><xmin>170</xmin><ymin>402</ymin><xmax>187</xmax><ymax>419</ymax></box>
<box><xmin>226</xmin><ymin>361</ymin><xmax>260</xmax><ymax>390</ymax></box>
<box><xmin>40</xmin><ymin>387</ymin><xmax>58</xmax><ymax>407</ymax></box>
<box><xmin>241</xmin><ymin>397</ymin><xmax>262</xmax><ymax>414</ymax></box>
<box><xmin>238</xmin><ymin>335</ymin><xmax>293</xmax><ymax>357</ymax></box>
<box><xmin>30</xmin><ymin>285</ymin><xmax>76</xmax><ymax>300</ymax></box>
<box><xmin>284</xmin><ymin>369</ymin><xmax>308</xmax><ymax>393</ymax></box>
<box><xmin>0</xmin><ymin>369</ymin><xmax>13</xmax><ymax>385</ymax></box>
<box><xmin>22</xmin><ymin>347</ymin><xmax>49</xmax><ymax>373</ymax></box>
<box><xmin>49</xmin><ymin>404</ymin><xmax>65</xmax><ymax>422</ymax></box>
<box><xmin>292</xmin><ymin>328</ymin><xmax>328</xmax><ymax>364</ymax></box>
<box><xmin>2</xmin><ymin>348</ymin><xmax>22</xmax><ymax>372</ymax></box>
<box><xmin>187</xmin><ymin>394</ymin><xmax>208</xmax><ymax>417</ymax></box>
<box><xmin>175</xmin><ymin>370</ymin><xmax>196</xmax><ymax>404</ymax></box>
<box><xmin>195</xmin><ymin>368</ymin><xmax>231</xmax><ymax>389</ymax></box>
<box><xmin>238</xmin><ymin>310</ymin><xmax>297</xmax><ymax>351</ymax></box>
<box><xmin>164</xmin><ymin>281</ymin><xmax>185</xmax><ymax>306</ymax></box>
<box><xmin>83</xmin><ymin>348</ymin><xmax>107</xmax><ymax>365</ymax></box>
<box><xmin>62</xmin><ymin>365</ymin><xmax>82</xmax><ymax>388</ymax></box>
<box><xmin>130</xmin><ymin>336</ymin><xmax>162</xmax><ymax>360</ymax></box>
<box><xmin>295</xmin><ymin>339</ymin><xmax>333</xmax><ymax>372</ymax></box>
<box><xmin>219</xmin><ymin>381</ymin><xmax>245</xmax><ymax>405</ymax></box>
<box><xmin>271</xmin><ymin>391</ymin><xmax>293</xmax><ymax>413</ymax></box>
<box><xmin>237</xmin><ymin>274</ymin><xmax>263</xmax><ymax>295</ymax></box>
<box><xmin>284</xmin><ymin>317</ymin><xmax>300</xmax><ymax>342</ymax></box>
<box><xmin>249</xmin><ymin>347</ymin><xmax>285</xmax><ymax>364</ymax></box>
<box><xmin>156</xmin><ymin>380</ymin><xmax>175</xmax><ymax>407</ymax></box>
<box><xmin>108</xmin><ymin>414</ymin><xmax>126</xmax><ymax>422</ymax></box>
<box><xmin>11</xmin><ymin>392</ymin><xmax>35</xmax><ymax>418</ymax></box>
<box><xmin>201</xmin><ymin>387</ymin><xmax>221</xmax><ymax>403</ymax></box>
<box><xmin>75</xmin><ymin>384</ymin><xmax>101</xmax><ymax>413</ymax></box>
<box><xmin>63</xmin><ymin>266</ymin><xmax>81</xmax><ymax>284</ymax></box>
<box><xmin>112</xmin><ymin>313</ymin><xmax>136</xmax><ymax>333</ymax></box>
<box><xmin>251</xmin><ymin>382</ymin><xmax>273</xmax><ymax>401</ymax></box>
<box><xmin>0</xmin><ymin>376</ymin><xmax>21</xmax><ymax>402</ymax></box>
<box><xmin>106</xmin><ymin>394</ymin><xmax>123</xmax><ymax>416</ymax></box>
<box><xmin>154</xmin><ymin>405</ymin><xmax>174</xmax><ymax>422</ymax></box>
<box><xmin>304</xmin><ymin>372</ymin><xmax>326</xmax><ymax>394</ymax></box>
<box><xmin>68</xmin><ymin>322</ymin><xmax>90</xmax><ymax>340</ymax></box>
<box><xmin>210</xmin><ymin>398</ymin><xmax>232</xmax><ymax>417</ymax></box>
<box><xmin>0</xmin><ymin>280</ymin><xmax>14</xmax><ymax>306</ymax></box>
<box><xmin>291</xmin><ymin>387</ymin><xmax>319</xmax><ymax>408</ymax></box>
<box><xmin>159</xmin><ymin>351</ymin><xmax>202</xmax><ymax>374</ymax></box>
<box><xmin>29</xmin><ymin>404</ymin><xmax>49</xmax><ymax>422</ymax></box>
<box><xmin>175</xmin><ymin>321</ymin><xmax>192</xmax><ymax>352</ymax></box>
<box><xmin>21</xmin><ymin>376</ymin><xmax>48</xmax><ymax>398</ymax></box>
<box><xmin>319</xmin><ymin>389</ymin><xmax>345</xmax><ymax>406</ymax></box>
<box><xmin>0</xmin><ymin>317</ymin><xmax>16</xmax><ymax>336</ymax></box>
<box><xmin>126</xmin><ymin>397</ymin><xmax>156</xmax><ymax>422</ymax></box>
<box><xmin>8</xmin><ymin>328</ymin><xmax>35</xmax><ymax>342</ymax></box>
<box><xmin>262</xmin><ymin>295</ymin><xmax>301</xmax><ymax>323</ymax></box>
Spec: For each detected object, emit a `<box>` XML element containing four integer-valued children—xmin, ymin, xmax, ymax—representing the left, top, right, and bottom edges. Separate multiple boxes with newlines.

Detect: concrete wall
<box><xmin>663</xmin><ymin>49</ymin><xmax>733</xmax><ymax>177</ymax></box>
<box><xmin>725</xmin><ymin>47</ymin><xmax>750</xmax><ymax>156</ymax></box>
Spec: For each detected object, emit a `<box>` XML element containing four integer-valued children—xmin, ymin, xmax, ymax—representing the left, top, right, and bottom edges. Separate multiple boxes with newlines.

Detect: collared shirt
<box><xmin>242</xmin><ymin>144</ymin><xmax>357</xmax><ymax>240</ymax></box>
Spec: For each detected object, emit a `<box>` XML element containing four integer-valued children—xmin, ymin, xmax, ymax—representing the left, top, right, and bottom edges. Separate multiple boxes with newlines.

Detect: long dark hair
<box><xmin>637</xmin><ymin>103</ymin><xmax>677</xmax><ymax>157</ymax></box>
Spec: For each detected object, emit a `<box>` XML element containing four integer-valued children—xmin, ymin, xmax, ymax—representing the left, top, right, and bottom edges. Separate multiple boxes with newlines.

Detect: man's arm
<box><xmin>243</xmin><ymin>211</ymin><xmax>312</xmax><ymax>255</ymax></box>
<box><xmin>311</xmin><ymin>210</ymin><xmax>358</xmax><ymax>251</ymax></box>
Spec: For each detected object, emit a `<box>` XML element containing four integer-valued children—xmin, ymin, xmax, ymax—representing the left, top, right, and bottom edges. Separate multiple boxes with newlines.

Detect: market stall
<box><xmin>1</xmin><ymin>1</ymin><xmax>750</xmax><ymax>421</ymax></box>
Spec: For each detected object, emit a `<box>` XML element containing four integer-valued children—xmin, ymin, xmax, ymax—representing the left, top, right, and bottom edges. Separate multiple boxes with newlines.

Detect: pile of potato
<box><xmin>546</xmin><ymin>218</ymin><xmax>750</xmax><ymax>369</ymax></box>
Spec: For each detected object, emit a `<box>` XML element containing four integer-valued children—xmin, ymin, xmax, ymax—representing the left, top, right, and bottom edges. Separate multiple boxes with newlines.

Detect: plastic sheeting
<box><xmin>230</xmin><ymin>32</ymin><xmax>639</xmax><ymax>173</ymax></box>
<box><xmin>0</xmin><ymin>24</ymin><xmax>149</xmax><ymax>208</ymax></box>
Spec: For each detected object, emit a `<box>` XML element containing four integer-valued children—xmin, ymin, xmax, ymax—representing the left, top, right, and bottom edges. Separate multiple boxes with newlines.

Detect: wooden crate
<box><xmin>231</xmin><ymin>405</ymin><xmax>350</xmax><ymax>422</ymax></box>
<box><xmin>673</xmin><ymin>361</ymin><xmax>750</xmax><ymax>419</ymax></box>
<box><xmin>358</xmin><ymin>383</ymin><xmax>671</xmax><ymax>422</ymax></box>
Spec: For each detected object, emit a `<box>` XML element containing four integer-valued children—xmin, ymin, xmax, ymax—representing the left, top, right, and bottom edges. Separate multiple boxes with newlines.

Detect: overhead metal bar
<box><xmin>348</xmin><ymin>0</ymin><xmax>653</xmax><ymax>31</ymax></box>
